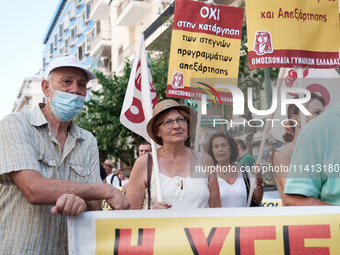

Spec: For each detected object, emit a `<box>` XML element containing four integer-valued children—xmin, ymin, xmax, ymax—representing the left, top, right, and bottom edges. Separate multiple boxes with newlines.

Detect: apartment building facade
<box><xmin>15</xmin><ymin>0</ymin><xmax>243</xmax><ymax>112</ymax></box>
<box><xmin>13</xmin><ymin>77</ymin><xmax>46</xmax><ymax>113</ymax></box>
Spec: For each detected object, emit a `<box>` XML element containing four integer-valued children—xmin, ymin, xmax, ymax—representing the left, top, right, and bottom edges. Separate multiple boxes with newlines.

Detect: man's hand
<box><xmin>50</xmin><ymin>194</ymin><xmax>87</xmax><ymax>216</ymax></box>
<box><xmin>152</xmin><ymin>201</ymin><xmax>172</xmax><ymax>209</ymax></box>
<box><xmin>106</xmin><ymin>187</ymin><xmax>130</xmax><ymax>210</ymax></box>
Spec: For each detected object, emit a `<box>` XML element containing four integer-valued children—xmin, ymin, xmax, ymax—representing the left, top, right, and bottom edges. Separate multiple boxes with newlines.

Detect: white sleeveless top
<box><xmin>218</xmin><ymin>171</ymin><xmax>247</xmax><ymax>207</ymax></box>
<box><xmin>145</xmin><ymin>153</ymin><xmax>210</xmax><ymax>209</ymax></box>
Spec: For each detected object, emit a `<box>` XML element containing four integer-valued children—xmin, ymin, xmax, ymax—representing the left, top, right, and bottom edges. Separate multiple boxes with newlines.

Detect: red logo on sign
<box><xmin>170</xmin><ymin>72</ymin><xmax>184</xmax><ymax>89</ymax></box>
<box><xmin>254</xmin><ymin>31</ymin><xmax>273</xmax><ymax>55</ymax></box>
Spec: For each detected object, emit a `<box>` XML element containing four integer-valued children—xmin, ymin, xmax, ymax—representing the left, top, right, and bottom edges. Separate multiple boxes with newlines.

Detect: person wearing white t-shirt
<box><xmin>207</xmin><ymin>132</ymin><xmax>263</xmax><ymax>207</ymax></box>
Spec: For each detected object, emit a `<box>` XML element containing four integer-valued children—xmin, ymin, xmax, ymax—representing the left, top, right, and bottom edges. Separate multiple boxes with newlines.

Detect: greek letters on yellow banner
<box><xmin>68</xmin><ymin>207</ymin><xmax>340</xmax><ymax>254</ymax></box>
<box><xmin>246</xmin><ymin>0</ymin><xmax>340</xmax><ymax>69</ymax></box>
<box><xmin>166</xmin><ymin>0</ymin><xmax>244</xmax><ymax>100</ymax></box>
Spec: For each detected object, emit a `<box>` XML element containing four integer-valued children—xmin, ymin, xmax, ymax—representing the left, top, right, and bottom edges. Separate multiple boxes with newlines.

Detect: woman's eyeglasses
<box><xmin>159</xmin><ymin>116</ymin><xmax>187</xmax><ymax>129</ymax></box>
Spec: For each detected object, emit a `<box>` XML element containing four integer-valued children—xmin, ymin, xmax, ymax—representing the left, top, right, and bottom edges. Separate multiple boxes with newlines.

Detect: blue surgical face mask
<box><xmin>49</xmin><ymin>84</ymin><xmax>85</xmax><ymax>122</ymax></box>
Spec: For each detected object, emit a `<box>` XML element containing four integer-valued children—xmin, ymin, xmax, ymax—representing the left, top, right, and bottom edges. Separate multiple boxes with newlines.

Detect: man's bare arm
<box><xmin>284</xmin><ymin>194</ymin><xmax>331</xmax><ymax>206</ymax></box>
<box><xmin>10</xmin><ymin>170</ymin><xmax>130</xmax><ymax>210</ymax></box>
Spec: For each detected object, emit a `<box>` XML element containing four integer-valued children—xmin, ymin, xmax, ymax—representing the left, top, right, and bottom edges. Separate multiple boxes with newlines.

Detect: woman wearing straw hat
<box><xmin>126</xmin><ymin>99</ymin><xmax>221</xmax><ymax>209</ymax></box>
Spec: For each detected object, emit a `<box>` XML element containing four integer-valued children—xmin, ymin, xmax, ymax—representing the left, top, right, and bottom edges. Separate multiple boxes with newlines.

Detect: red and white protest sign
<box><xmin>167</xmin><ymin>0</ymin><xmax>244</xmax><ymax>101</ymax></box>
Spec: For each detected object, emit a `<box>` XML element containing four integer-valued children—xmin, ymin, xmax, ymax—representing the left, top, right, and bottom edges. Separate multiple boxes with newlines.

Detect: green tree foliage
<box><xmin>75</xmin><ymin>62</ymin><xmax>134</xmax><ymax>165</ymax></box>
<box><xmin>149</xmin><ymin>55</ymin><xmax>169</xmax><ymax>101</ymax></box>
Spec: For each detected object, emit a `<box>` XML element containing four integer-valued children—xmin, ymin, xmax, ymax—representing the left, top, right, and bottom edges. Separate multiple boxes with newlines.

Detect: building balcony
<box><xmin>90</xmin><ymin>27</ymin><xmax>112</xmax><ymax>73</ymax></box>
<box><xmin>15</xmin><ymin>82</ymin><xmax>44</xmax><ymax>113</ymax></box>
<box><xmin>116</xmin><ymin>0</ymin><xmax>152</xmax><ymax>27</ymax></box>
<box><xmin>15</xmin><ymin>95</ymin><xmax>31</xmax><ymax>113</ymax></box>
<box><xmin>91</xmin><ymin>0</ymin><xmax>111</xmax><ymax>20</ymax></box>
<box><xmin>91</xmin><ymin>29</ymin><xmax>112</xmax><ymax>58</ymax></box>
<box><xmin>115</xmin><ymin>40</ymin><xmax>138</xmax><ymax>73</ymax></box>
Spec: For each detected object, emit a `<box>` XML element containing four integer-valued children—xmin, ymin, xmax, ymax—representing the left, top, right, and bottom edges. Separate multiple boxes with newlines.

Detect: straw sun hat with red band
<box><xmin>146</xmin><ymin>99</ymin><xmax>197</xmax><ymax>145</ymax></box>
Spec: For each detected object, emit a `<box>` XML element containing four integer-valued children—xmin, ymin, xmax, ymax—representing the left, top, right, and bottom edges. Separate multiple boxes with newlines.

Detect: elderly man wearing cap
<box><xmin>126</xmin><ymin>99</ymin><xmax>221</xmax><ymax>209</ymax></box>
<box><xmin>0</xmin><ymin>56</ymin><xmax>129</xmax><ymax>254</ymax></box>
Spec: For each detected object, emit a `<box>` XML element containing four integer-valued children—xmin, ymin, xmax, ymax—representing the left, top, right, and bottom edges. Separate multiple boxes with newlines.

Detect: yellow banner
<box><xmin>96</xmin><ymin>211</ymin><xmax>338</xmax><ymax>254</ymax></box>
<box><xmin>246</xmin><ymin>0</ymin><xmax>340</xmax><ymax>69</ymax></box>
<box><xmin>67</xmin><ymin>207</ymin><xmax>340</xmax><ymax>254</ymax></box>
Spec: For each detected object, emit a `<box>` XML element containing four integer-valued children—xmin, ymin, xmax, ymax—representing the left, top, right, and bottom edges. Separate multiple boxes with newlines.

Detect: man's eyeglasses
<box><xmin>159</xmin><ymin>116</ymin><xmax>187</xmax><ymax>129</ymax></box>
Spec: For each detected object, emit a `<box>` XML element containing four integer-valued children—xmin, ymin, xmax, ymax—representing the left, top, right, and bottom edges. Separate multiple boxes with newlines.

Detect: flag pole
<box><xmin>150</xmin><ymin>141</ymin><xmax>163</xmax><ymax>202</ymax></box>
<box><xmin>246</xmin><ymin>69</ymin><xmax>284</xmax><ymax>207</ymax></box>
<box><xmin>194</xmin><ymin>100</ymin><xmax>202</xmax><ymax>152</ymax></box>
<box><xmin>140</xmin><ymin>35</ymin><xmax>163</xmax><ymax>202</ymax></box>
<box><xmin>296</xmin><ymin>67</ymin><xmax>306</xmax><ymax>129</ymax></box>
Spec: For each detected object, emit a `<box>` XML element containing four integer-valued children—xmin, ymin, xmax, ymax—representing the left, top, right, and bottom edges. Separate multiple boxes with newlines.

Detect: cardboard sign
<box><xmin>167</xmin><ymin>0</ymin><xmax>244</xmax><ymax>101</ymax></box>
<box><xmin>246</xmin><ymin>0</ymin><xmax>340</xmax><ymax>69</ymax></box>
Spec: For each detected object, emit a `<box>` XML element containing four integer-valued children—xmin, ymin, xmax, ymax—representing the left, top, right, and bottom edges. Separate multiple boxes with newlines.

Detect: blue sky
<box><xmin>0</xmin><ymin>0</ymin><xmax>60</xmax><ymax>120</ymax></box>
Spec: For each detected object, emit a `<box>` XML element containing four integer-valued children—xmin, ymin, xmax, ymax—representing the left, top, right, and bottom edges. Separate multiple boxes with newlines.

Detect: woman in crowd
<box><xmin>126</xmin><ymin>99</ymin><xmax>221</xmax><ymax>209</ymax></box>
<box><xmin>271</xmin><ymin>93</ymin><xmax>325</xmax><ymax>205</ymax></box>
<box><xmin>207</xmin><ymin>132</ymin><xmax>263</xmax><ymax>207</ymax></box>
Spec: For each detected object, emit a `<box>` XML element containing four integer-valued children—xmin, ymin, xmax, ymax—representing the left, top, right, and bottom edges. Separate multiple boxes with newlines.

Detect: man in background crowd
<box><xmin>102</xmin><ymin>159</ymin><xmax>114</xmax><ymax>176</ymax></box>
<box><xmin>138</xmin><ymin>141</ymin><xmax>151</xmax><ymax>156</ymax></box>
<box><xmin>236</xmin><ymin>139</ymin><xmax>255</xmax><ymax>167</ymax></box>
